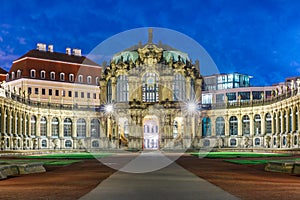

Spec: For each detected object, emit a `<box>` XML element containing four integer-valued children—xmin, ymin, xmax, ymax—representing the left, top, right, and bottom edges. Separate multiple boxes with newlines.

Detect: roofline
<box><xmin>13</xmin><ymin>57</ymin><xmax>102</xmax><ymax>69</ymax></box>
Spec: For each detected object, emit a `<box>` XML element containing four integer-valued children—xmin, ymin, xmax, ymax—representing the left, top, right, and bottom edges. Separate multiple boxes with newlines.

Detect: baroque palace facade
<box><xmin>1</xmin><ymin>30</ymin><xmax>300</xmax><ymax>151</ymax></box>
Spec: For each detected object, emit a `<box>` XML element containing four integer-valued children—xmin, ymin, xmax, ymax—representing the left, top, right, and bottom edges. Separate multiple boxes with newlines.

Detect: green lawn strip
<box><xmin>191</xmin><ymin>152</ymin><xmax>291</xmax><ymax>159</ymax></box>
<box><xmin>225</xmin><ymin>158</ymin><xmax>300</xmax><ymax>165</ymax></box>
<box><xmin>21</xmin><ymin>152</ymin><xmax>112</xmax><ymax>159</ymax></box>
<box><xmin>0</xmin><ymin>159</ymin><xmax>80</xmax><ymax>166</ymax></box>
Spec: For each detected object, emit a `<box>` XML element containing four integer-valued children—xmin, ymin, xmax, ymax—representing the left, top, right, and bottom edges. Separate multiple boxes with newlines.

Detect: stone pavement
<box><xmin>79</xmin><ymin>152</ymin><xmax>239</xmax><ymax>200</ymax></box>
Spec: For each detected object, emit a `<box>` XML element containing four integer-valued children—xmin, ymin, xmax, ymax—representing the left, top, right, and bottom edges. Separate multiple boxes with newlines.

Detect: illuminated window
<box><xmin>173</xmin><ymin>73</ymin><xmax>186</xmax><ymax>101</ymax></box>
<box><xmin>117</xmin><ymin>75</ymin><xmax>129</xmax><ymax>102</ymax></box>
<box><xmin>216</xmin><ymin>117</ymin><xmax>225</xmax><ymax>136</ymax></box>
<box><xmin>242</xmin><ymin>115</ymin><xmax>250</xmax><ymax>135</ymax></box>
<box><xmin>77</xmin><ymin>118</ymin><xmax>86</xmax><ymax>137</ymax></box>
<box><xmin>40</xmin><ymin>117</ymin><xmax>47</xmax><ymax>137</ymax></box>
<box><xmin>142</xmin><ymin>72</ymin><xmax>159</xmax><ymax>102</ymax></box>
<box><xmin>229</xmin><ymin>116</ymin><xmax>238</xmax><ymax>135</ymax></box>
<box><xmin>51</xmin><ymin>117</ymin><xmax>59</xmax><ymax>137</ymax></box>
<box><xmin>63</xmin><ymin>118</ymin><xmax>72</xmax><ymax>137</ymax></box>
<box><xmin>254</xmin><ymin>114</ymin><xmax>261</xmax><ymax>135</ymax></box>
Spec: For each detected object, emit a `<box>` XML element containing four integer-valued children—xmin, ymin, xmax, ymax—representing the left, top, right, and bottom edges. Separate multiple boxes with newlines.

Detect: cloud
<box><xmin>0</xmin><ymin>36</ymin><xmax>3</xmax><ymax>42</ymax></box>
<box><xmin>17</xmin><ymin>37</ymin><xmax>26</xmax><ymax>45</ymax></box>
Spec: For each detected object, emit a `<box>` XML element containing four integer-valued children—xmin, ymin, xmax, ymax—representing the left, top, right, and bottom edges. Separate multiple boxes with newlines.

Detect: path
<box><xmin>79</xmin><ymin>152</ymin><xmax>239</xmax><ymax>200</ymax></box>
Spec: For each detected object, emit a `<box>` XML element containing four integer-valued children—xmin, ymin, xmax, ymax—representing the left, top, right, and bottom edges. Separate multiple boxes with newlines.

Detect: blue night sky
<box><xmin>1</xmin><ymin>0</ymin><xmax>300</xmax><ymax>86</ymax></box>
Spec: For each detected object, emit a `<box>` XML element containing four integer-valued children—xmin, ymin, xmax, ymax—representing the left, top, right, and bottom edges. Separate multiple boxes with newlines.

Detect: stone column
<box><xmin>292</xmin><ymin>107</ymin><xmax>296</xmax><ymax>132</ymax></box>
<box><xmin>36</xmin><ymin>114</ymin><xmax>41</xmax><ymax>137</ymax></box>
<box><xmin>111</xmin><ymin>77</ymin><xmax>117</xmax><ymax>102</ymax></box>
<box><xmin>224</xmin><ymin>115</ymin><xmax>229</xmax><ymax>137</ymax></box>
<box><xmin>261</xmin><ymin>113</ymin><xmax>265</xmax><ymax>135</ymax></box>
<box><xmin>237</xmin><ymin>114</ymin><xmax>242</xmax><ymax>136</ymax></box>
<box><xmin>211</xmin><ymin>116</ymin><xmax>216</xmax><ymax>136</ymax></box>
<box><xmin>249</xmin><ymin>114</ymin><xmax>254</xmax><ymax>136</ymax></box>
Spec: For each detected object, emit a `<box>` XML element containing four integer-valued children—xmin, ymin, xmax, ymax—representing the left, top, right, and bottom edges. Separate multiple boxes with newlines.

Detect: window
<box><xmin>265</xmin><ymin>113</ymin><xmax>272</xmax><ymax>134</ymax></box>
<box><xmin>51</xmin><ymin>117</ymin><xmax>59</xmax><ymax>137</ymax></box>
<box><xmin>92</xmin><ymin>140</ymin><xmax>99</xmax><ymax>148</ymax></box>
<box><xmin>77</xmin><ymin>118</ymin><xmax>86</xmax><ymax>137</ymax></box>
<box><xmin>215</xmin><ymin>117</ymin><xmax>225</xmax><ymax>136</ymax></box>
<box><xmin>93</xmin><ymin>93</ymin><xmax>97</xmax><ymax>99</ymax></box>
<box><xmin>190</xmin><ymin>79</ymin><xmax>195</xmax><ymax>100</ymax></box>
<box><xmin>40</xmin><ymin>117</ymin><xmax>47</xmax><ymax>137</ymax></box>
<box><xmin>254</xmin><ymin>114</ymin><xmax>261</xmax><ymax>135</ymax></box>
<box><xmin>226</xmin><ymin>92</ymin><xmax>236</xmax><ymax>101</ymax></box>
<box><xmin>87</xmin><ymin>92</ymin><xmax>90</xmax><ymax>99</ymax></box>
<box><xmin>60</xmin><ymin>73</ymin><xmax>65</xmax><ymax>81</ymax></box>
<box><xmin>283</xmin><ymin>111</ymin><xmax>287</xmax><ymax>133</ymax></box>
<box><xmin>75</xmin><ymin>91</ymin><xmax>78</xmax><ymax>98</ymax></box>
<box><xmin>68</xmin><ymin>91</ymin><xmax>72</xmax><ymax>97</ymax></box>
<box><xmin>87</xmin><ymin>76</ymin><xmax>92</xmax><ymax>84</ymax></box>
<box><xmin>40</xmin><ymin>70</ymin><xmax>46</xmax><ymax>79</ymax></box>
<box><xmin>216</xmin><ymin>94</ymin><xmax>224</xmax><ymax>103</ymax></box>
<box><xmin>229</xmin><ymin>116</ymin><xmax>238</xmax><ymax>135</ymax></box>
<box><xmin>173</xmin><ymin>73</ymin><xmax>186</xmax><ymax>101</ymax></box>
<box><xmin>230</xmin><ymin>139</ymin><xmax>237</xmax><ymax>146</ymax></box>
<box><xmin>255</xmin><ymin>138</ymin><xmax>260</xmax><ymax>145</ymax></box>
<box><xmin>35</xmin><ymin>88</ymin><xmax>39</xmax><ymax>95</ymax></box>
<box><xmin>69</xmin><ymin>74</ymin><xmax>74</xmax><ymax>82</ymax></box>
<box><xmin>50</xmin><ymin>72</ymin><xmax>55</xmax><ymax>80</ymax></box>
<box><xmin>49</xmin><ymin>89</ymin><xmax>52</xmax><ymax>96</ymax></box>
<box><xmin>142</xmin><ymin>72</ymin><xmax>159</xmax><ymax>102</ymax></box>
<box><xmin>62</xmin><ymin>90</ymin><xmax>65</xmax><ymax>97</ymax></box>
<box><xmin>28</xmin><ymin>87</ymin><xmax>32</xmax><ymax>95</ymax></box>
<box><xmin>30</xmin><ymin>69</ymin><xmax>36</xmax><ymax>78</ymax></box>
<box><xmin>42</xmin><ymin>88</ymin><xmax>46</xmax><ymax>95</ymax></box>
<box><xmin>17</xmin><ymin>70</ymin><xmax>21</xmax><ymax>78</ymax></box>
<box><xmin>65</xmin><ymin>140</ymin><xmax>72</xmax><ymax>148</ymax></box>
<box><xmin>81</xmin><ymin>92</ymin><xmax>84</xmax><ymax>98</ymax></box>
<box><xmin>11</xmin><ymin>72</ymin><xmax>14</xmax><ymax>80</ymax></box>
<box><xmin>78</xmin><ymin>75</ymin><xmax>83</xmax><ymax>83</ymax></box>
<box><xmin>202</xmin><ymin>117</ymin><xmax>211</xmax><ymax>137</ymax></box>
<box><xmin>117</xmin><ymin>75</ymin><xmax>129</xmax><ymax>102</ymax></box>
<box><xmin>30</xmin><ymin>116</ymin><xmax>36</xmax><ymax>136</ymax></box>
<box><xmin>107</xmin><ymin>79</ymin><xmax>112</xmax><ymax>103</ymax></box>
<box><xmin>242</xmin><ymin>115</ymin><xmax>250</xmax><ymax>135</ymax></box>
<box><xmin>90</xmin><ymin>119</ymin><xmax>100</xmax><ymax>138</ymax></box>
<box><xmin>41</xmin><ymin>140</ymin><xmax>47</xmax><ymax>148</ymax></box>
<box><xmin>63</xmin><ymin>118</ymin><xmax>72</xmax><ymax>137</ymax></box>
<box><xmin>95</xmin><ymin>77</ymin><xmax>99</xmax><ymax>86</ymax></box>
<box><xmin>55</xmin><ymin>90</ymin><xmax>59</xmax><ymax>96</ymax></box>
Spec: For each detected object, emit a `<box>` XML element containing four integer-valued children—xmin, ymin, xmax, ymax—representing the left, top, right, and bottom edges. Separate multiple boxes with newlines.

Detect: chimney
<box><xmin>66</xmin><ymin>47</ymin><xmax>71</xmax><ymax>55</ymax></box>
<box><xmin>48</xmin><ymin>45</ymin><xmax>54</xmax><ymax>52</ymax></box>
<box><xmin>37</xmin><ymin>43</ymin><xmax>46</xmax><ymax>51</ymax></box>
<box><xmin>72</xmin><ymin>48</ymin><xmax>82</xmax><ymax>56</ymax></box>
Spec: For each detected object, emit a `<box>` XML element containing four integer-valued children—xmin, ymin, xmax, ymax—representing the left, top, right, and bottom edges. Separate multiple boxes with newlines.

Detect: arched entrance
<box><xmin>143</xmin><ymin>115</ymin><xmax>159</xmax><ymax>150</ymax></box>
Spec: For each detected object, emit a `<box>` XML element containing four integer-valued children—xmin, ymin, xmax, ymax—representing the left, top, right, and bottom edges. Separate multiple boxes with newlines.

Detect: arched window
<box><xmin>90</xmin><ymin>119</ymin><xmax>100</xmax><ymax>138</ymax></box>
<box><xmin>60</xmin><ymin>73</ymin><xmax>65</xmax><ymax>81</ymax></box>
<box><xmin>77</xmin><ymin>118</ymin><xmax>86</xmax><ymax>137</ymax></box>
<box><xmin>11</xmin><ymin>72</ymin><xmax>15</xmax><ymax>80</ymax></box>
<box><xmin>40</xmin><ymin>70</ymin><xmax>46</xmax><ymax>79</ymax></box>
<box><xmin>173</xmin><ymin>121</ymin><xmax>178</xmax><ymax>138</ymax></box>
<box><xmin>63</xmin><ymin>118</ymin><xmax>72</xmax><ymax>137</ymax></box>
<box><xmin>78</xmin><ymin>75</ymin><xmax>83</xmax><ymax>83</ymax></box>
<box><xmin>17</xmin><ymin>70</ymin><xmax>21</xmax><ymax>78</ymax></box>
<box><xmin>117</xmin><ymin>75</ymin><xmax>129</xmax><ymax>102</ymax></box>
<box><xmin>242</xmin><ymin>115</ymin><xmax>250</xmax><ymax>135</ymax></box>
<box><xmin>283</xmin><ymin>111</ymin><xmax>287</xmax><ymax>133</ymax></box>
<box><xmin>255</xmin><ymin>138</ymin><xmax>261</xmax><ymax>145</ymax></box>
<box><xmin>216</xmin><ymin>117</ymin><xmax>225</xmax><ymax>136</ymax></box>
<box><xmin>40</xmin><ymin>117</ymin><xmax>47</xmax><ymax>136</ymax></box>
<box><xmin>202</xmin><ymin>117</ymin><xmax>211</xmax><ymax>137</ymax></box>
<box><xmin>265</xmin><ymin>113</ymin><xmax>272</xmax><ymax>134</ymax></box>
<box><xmin>50</xmin><ymin>71</ymin><xmax>55</xmax><ymax>80</ymax></box>
<box><xmin>173</xmin><ymin>73</ymin><xmax>186</xmax><ymax>101</ymax></box>
<box><xmin>92</xmin><ymin>140</ymin><xmax>99</xmax><ymax>148</ymax></box>
<box><xmin>87</xmin><ymin>76</ymin><xmax>92</xmax><ymax>84</ymax></box>
<box><xmin>30</xmin><ymin>69</ymin><xmax>36</xmax><ymax>78</ymax></box>
<box><xmin>229</xmin><ymin>116</ymin><xmax>238</xmax><ymax>135</ymax></box>
<box><xmin>95</xmin><ymin>77</ymin><xmax>99</xmax><ymax>86</ymax></box>
<box><xmin>289</xmin><ymin>108</ymin><xmax>292</xmax><ymax>132</ymax></box>
<box><xmin>51</xmin><ymin>117</ymin><xmax>59</xmax><ymax>137</ymax></box>
<box><xmin>107</xmin><ymin>79</ymin><xmax>112</xmax><ymax>103</ymax></box>
<box><xmin>41</xmin><ymin>140</ymin><xmax>47</xmax><ymax>148</ymax></box>
<box><xmin>142</xmin><ymin>72</ymin><xmax>159</xmax><ymax>102</ymax></box>
<box><xmin>190</xmin><ymin>78</ymin><xmax>195</xmax><ymax>100</ymax></box>
<box><xmin>254</xmin><ymin>114</ymin><xmax>261</xmax><ymax>135</ymax></box>
<box><xmin>65</xmin><ymin>140</ymin><xmax>72</xmax><ymax>148</ymax></box>
<box><xmin>296</xmin><ymin>107</ymin><xmax>298</xmax><ymax>131</ymax></box>
<box><xmin>69</xmin><ymin>74</ymin><xmax>74</xmax><ymax>82</ymax></box>
<box><xmin>30</xmin><ymin>116</ymin><xmax>36</xmax><ymax>136</ymax></box>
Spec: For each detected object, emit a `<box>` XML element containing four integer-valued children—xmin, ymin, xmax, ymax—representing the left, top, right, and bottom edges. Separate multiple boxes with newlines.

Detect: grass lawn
<box><xmin>225</xmin><ymin>158</ymin><xmax>300</xmax><ymax>165</ymax></box>
<box><xmin>191</xmin><ymin>152</ymin><xmax>291</xmax><ymax>159</ymax></box>
<box><xmin>21</xmin><ymin>152</ymin><xmax>112</xmax><ymax>159</ymax></box>
<box><xmin>0</xmin><ymin>159</ymin><xmax>80</xmax><ymax>166</ymax></box>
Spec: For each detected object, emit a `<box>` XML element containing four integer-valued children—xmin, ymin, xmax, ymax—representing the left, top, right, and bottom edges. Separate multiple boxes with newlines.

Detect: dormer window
<box><xmin>87</xmin><ymin>76</ymin><xmax>92</xmax><ymax>84</ymax></box>
<box><xmin>40</xmin><ymin>70</ymin><xmax>46</xmax><ymax>79</ymax></box>
<box><xmin>50</xmin><ymin>72</ymin><xmax>55</xmax><ymax>80</ymax></box>
<box><xmin>69</xmin><ymin>74</ymin><xmax>74</xmax><ymax>82</ymax></box>
<box><xmin>30</xmin><ymin>69</ymin><xmax>36</xmax><ymax>78</ymax></box>
<box><xmin>17</xmin><ymin>70</ymin><xmax>21</xmax><ymax>78</ymax></box>
<box><xmin>11</xmin><ymin>72</ymin><xmax>15</xmax><ymax>80</ymax></box>
<box><xmin>78</xmin><ymin>75</ymin><xmax>83</xmax><ymax>83</ymax></box>
<box><xmin>95</xmin><ymin>77</ymin><xmax>99</xmax><ymax>86</ymax></box>
<box><xmin>60</xmin><ymin>73</ymin><xmax>65</xmax><ymax>81</ymax></box>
